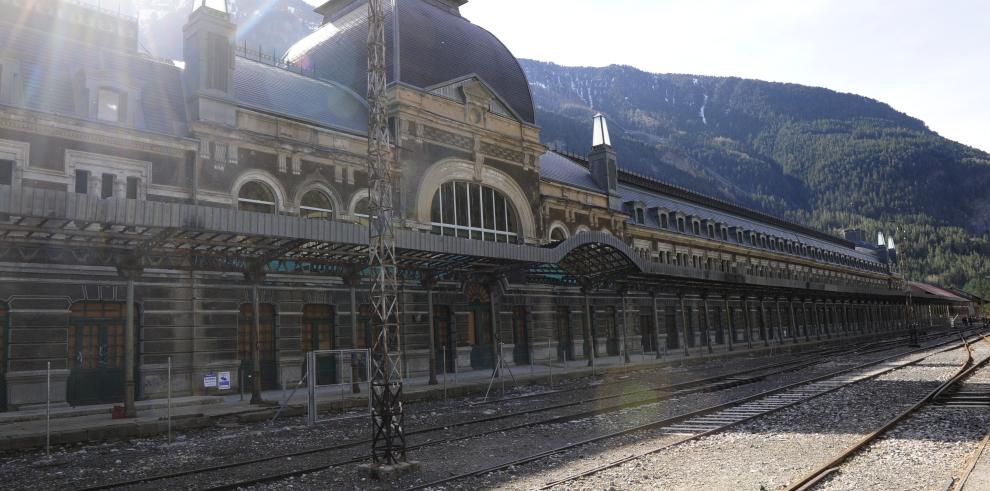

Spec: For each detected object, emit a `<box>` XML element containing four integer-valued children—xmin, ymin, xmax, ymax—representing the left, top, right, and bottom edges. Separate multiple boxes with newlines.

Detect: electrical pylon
<box><xmin>366</xmin><ymin>0</ymin><xmax>406</xmax><ymax>465</ymax></box>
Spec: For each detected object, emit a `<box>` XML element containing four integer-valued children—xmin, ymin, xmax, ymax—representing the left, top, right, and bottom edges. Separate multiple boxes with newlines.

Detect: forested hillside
<box><xmin>521</xmin><ymin>60</ymin><xmax>990</xmax><ymax>297</ymax></box>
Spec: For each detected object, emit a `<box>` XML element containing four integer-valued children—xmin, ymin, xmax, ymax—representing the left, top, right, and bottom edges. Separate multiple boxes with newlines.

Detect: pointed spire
<box><xmin>593</xmin><ymin>113</ymin><xmax>611</xmax><ymax>147</ymax></box>
<box><xmin>888</xmin><ymin>236</ymin><xmax>896</xmax><ymax>250</ymax></box>
<box><xmin>877</xmin><ymin>231</ymin><xmax>886</xmax><ymax>247</ymax></box>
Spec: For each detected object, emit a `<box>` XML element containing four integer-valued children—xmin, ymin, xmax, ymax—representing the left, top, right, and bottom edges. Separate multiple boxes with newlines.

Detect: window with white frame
<box><xmin>430</xmin><ymin>181</ymin><xmax>518</xmax><ymax>243</ymax></box>
<box><xmin>237</xmin><ymin>181</ymin><xmax>277</xmax><ymax>214</ymax></box>
<box><xmin>97</xmin><ymin>88</ymin><xmax>125</xmax><ymax>123</ymax></box>
<box><xmin>300</xmin><ymin>189</ymin><xmax>334</xmax><ymax>220</ymax></box>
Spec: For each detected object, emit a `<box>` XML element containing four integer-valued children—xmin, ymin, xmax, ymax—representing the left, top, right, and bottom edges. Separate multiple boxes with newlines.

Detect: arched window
<box><xmin>300</xmin><ymin>190</ymin><xmax>333</xmax><ymax>220</ymax></box>
<box><xmin>353</xmin><ymin>197</ymin><xmax>370</xmax><ymax>219</ymax></box>
<box><xmin>549</xmin><ymin>223</ymin><xmax>568</xmax><ymax>243</ymax></box>
<box><xmin>430</xmin><ymin>181</ymin><xmax>518</xmax><ymax>243</ymax></box>
<box><xmin>238</xmin><ymin>181</ymin><xmax>277</xmax><ymax>214</ymax></box>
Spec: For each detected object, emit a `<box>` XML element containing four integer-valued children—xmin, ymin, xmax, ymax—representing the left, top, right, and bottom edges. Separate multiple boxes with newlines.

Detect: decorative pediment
<box><xmin>427</xmin><ymin>75</ymin><xmax>521</xmax><ymax>123</ymax></box>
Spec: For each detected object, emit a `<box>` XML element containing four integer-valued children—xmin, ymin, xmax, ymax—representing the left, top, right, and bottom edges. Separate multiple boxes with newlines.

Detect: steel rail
<box><xmin>955</xmin><ymin>432</ymin><xmax>990</xmax><ymax>491</ymax></box>
<box><xmin>406</xmin><ymin>331</ymin><xmax>987</xmax><ymax>491</ymax></box>
<box><xmin>72</xmin><ymin>330</ymin><xmax>972</xmax><ymax>491</ymax></box>
<box><xmin>75</xmin><ymin>338</ymin><xmax>875</xmax><ymax>491</ymax></box>
<box><xmin>786</xmin><ymin>334</ymin><xmax>990</xmax><ymax>491</ymax></box>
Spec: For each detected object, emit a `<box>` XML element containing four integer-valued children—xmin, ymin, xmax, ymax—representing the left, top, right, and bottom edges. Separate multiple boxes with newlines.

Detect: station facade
<box><xmin>0</xmin><ymin>0</ymin><xmax>974</xmax><ymax>410</ymax></box>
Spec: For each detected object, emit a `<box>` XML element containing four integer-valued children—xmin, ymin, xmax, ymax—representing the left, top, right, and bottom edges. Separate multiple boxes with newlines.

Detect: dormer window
<box><xmin>636</xmin><ymin>208</ymin><xmax>645</xmax><ymax>225</ymax></box>
<box><xmin>677</xmin><ymin>217</ymin><xmax>685</xmax><ymax>233</ymax></box>
<box><xmin>692</xmin><ymin>221</ymin><xmax>700</xmax><ymax>235</ymax></box>
<box><xmin>707</xmin><ymin>224</ymin><xmax>715</xmax><ymax>239</ymax></box>
<box><xmin>97</xmin><ymin>88</ymin><xmax>125</xmax><ymax>123</ymax></box>
<box><xmin>661</xmin><ymin>214</ymin><xmax>669</xmax><ymax>229</ymax></box>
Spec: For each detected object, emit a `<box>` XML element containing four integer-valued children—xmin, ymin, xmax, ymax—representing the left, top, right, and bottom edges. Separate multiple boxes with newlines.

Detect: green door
<box><xmin>469</xmin><ymin>304</ymin><xmax>494</xmax><ymax>370</ymax></box>
<box><xmin>434</xmin><ymin>306</ymin><xmax>455</xmax><ymax>373</ymax></box>
<box><xmin>67</xmin><ymin>302</ymin><xmax>129</xmax><ymax>407</ymax></box>
<box><xmin>556</xmin><ymin>306</ymin><xmax>574</xmax><ymax>361</ymax></box>
<box><xmin>512</xmin><ymin>307</ymin><xmax>530</xmax><ymax>365</ymax></box>
<box><xmin>302</xmin><ymin>305</ymin><xmax>337</xmax><ymax>385</ymax></box>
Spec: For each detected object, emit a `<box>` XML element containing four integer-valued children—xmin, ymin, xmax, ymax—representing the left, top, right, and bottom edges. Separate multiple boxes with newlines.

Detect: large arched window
<box><xmin>430</xmin><ymin>182</ymin><xmax>518</xmax><ymax>243</ymax></box>
<box><xmin>237</xmin><ymin>181</ymin><xmax>277</xmax><ymax>214</ymax></box>
<box><xmin>300</xmin><ymin>190</ymin><xmax>333</xmax><ymax>220</ymax></box>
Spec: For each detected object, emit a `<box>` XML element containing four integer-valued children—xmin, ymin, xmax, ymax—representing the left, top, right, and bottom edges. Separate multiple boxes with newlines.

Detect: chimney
<box><xmin>589</xmin><ymin>114</ymin><xmax>618</xmax><ymax>198</ymax></box>
<box><xmin>183</xmin><ymin>0</ymin><xmax>237</xmax><ymax>125</ymax></box>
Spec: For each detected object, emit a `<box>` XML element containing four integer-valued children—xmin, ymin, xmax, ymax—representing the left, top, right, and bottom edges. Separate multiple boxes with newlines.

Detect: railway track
<box><xmin>71</xmin><ymin>329</ymin><xmax>979</xmax><ymax>491</ymax></box>
<box><xmin>407</xmin><ymin>330</ymin><xmax>988</xmax><ymax>491</ymax></box>
<box><xmin>785</xmin><ymin>334</ymin><xmax>990</xmax><ymax>491</ymax></box>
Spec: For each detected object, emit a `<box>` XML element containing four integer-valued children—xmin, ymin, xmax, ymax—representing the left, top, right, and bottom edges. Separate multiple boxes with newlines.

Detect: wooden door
<box><xmin>239</xmin><ymin>304</ymin><xmax>278</xmax><ymax>390</ymax></box>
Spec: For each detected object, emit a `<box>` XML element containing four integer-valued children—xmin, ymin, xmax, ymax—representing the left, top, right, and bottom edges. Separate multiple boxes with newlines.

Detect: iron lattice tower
<box><xmin>366</xmin><ymin>0</ymin><xmax>406</xmax><ymax>464</ymax></box>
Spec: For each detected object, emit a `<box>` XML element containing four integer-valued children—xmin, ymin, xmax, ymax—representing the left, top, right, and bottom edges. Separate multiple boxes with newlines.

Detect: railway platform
<box><xmin>0</xmin><ymin>333</ymin><xmax>905</xmax><ymax>452</ymax></box>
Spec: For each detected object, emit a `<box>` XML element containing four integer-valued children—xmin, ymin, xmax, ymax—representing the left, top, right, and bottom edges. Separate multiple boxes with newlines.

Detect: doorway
<box><xmin>556</xmin><ymin>306</ymin><xmax>574</xmax><ymax>361</ymax></box>
<box><xmin>239</xmin><ymin>303</ymin><xmax>278</xmax><ymax>391</ymax></box>
<box><xmin>640</xmin><ymin>313</ymin><xmax>657</xmax><ymax>353</ymax></box>
<box><xmin>66</xmin><ymin>302</ymin><xmax>138</xmax><ymax>406</ymax></box>
<box><xmin>301</xmin><ymin>305</ymin><xmax>336</xmax><ymax>385</ymax></box>
<box><xmin>512</xmin><ymin>307</ymin><xmax>530</xmax><ymax>365</ymax></box>
<box><xmin>434</xmin><ymin>306</ymin><xmax>455</xmax><ymax>373</ymax></box>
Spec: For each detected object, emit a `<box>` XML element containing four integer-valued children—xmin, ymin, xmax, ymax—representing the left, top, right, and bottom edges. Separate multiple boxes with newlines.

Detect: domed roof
<box><xmin>285</xmin><ymin>0</ymin><xmax>535</xmax><ymax>124</ymax></box>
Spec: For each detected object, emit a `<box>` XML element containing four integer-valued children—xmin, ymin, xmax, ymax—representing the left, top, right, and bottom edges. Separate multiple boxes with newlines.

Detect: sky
<box><xmin>104</xmin><ymin>0</ymin><xmax>988</xmax><ymax>152</ymax></box>
<box><xmin>455</xmin><ymin>0</ymin><xmax>990</xmax><ymax>152</ymax></box>
<box><xmin>292</xmin><ymin>0</ymin><xmax>984</xmax><ymax>155</ymax></box>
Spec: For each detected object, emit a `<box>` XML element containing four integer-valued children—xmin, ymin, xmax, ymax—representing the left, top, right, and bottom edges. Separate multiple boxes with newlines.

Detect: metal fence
<box><xmin>305</xmin><ymin>349</ymin><xmax>372</xmax><ymax>425</ymax></box>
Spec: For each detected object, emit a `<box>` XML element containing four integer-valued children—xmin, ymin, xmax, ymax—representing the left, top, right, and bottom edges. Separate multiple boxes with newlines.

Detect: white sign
<box><xmin>204</xmin><ymin>374</ymin><xmax>218</xmax><ymax>388</ymax></box>
<box><xmin>218</xmin><ymin>372</ymin><xmax>231</xmax><ymax>391</ymax></box>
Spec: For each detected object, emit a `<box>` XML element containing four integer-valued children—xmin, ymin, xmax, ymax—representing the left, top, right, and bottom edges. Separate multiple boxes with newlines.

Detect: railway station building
<box><xmin>0</xmin><ymin>0</ymin><xmax>976</xmax><ymax>411</ymax></box>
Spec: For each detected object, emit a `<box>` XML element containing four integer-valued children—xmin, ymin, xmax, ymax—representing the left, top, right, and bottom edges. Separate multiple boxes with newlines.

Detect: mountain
<box><xmin>521</xmin><ymin>60</ymin><xmax>990</xmax><ymax>296</ymax></box>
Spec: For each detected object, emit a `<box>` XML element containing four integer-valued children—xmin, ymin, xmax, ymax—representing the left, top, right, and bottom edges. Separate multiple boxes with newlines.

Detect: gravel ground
<box><xmin>0</xmin><ymin>333</ymin><xmax>969</xmax><ymax>491</ymax></box>
<box><xmin>238</xmin><ymin>339</ymin><xmax>966</xmax><ymax>490</ymax></box>
<box><xmin>0</xmin><ymin>345</ymin><xmax>840</xmax><ymax>491</ymax></box>
<box><xmin>814</xmin><ymin>345</ymin><xmax>990</xmax><ymax>491</ymax></box>
<box><xmin>544</xmin><ymin>347</ymin><xmax>970</xmax><ymax>491</ymax></box>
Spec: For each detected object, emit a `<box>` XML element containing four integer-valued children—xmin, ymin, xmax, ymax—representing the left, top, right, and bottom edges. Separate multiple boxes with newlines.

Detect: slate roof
<box><xmin>284</xmin><ymin>0</ymin><xmax>535</xmax><ymax>124</ymax></box>
<box><xmin>540</xmin><ymin>150</ymin><xmax>884</xmax><ymax>266</ymax></box>
<box><xmin>233</xmin><ymin>57</ymin><xmax>368</xmax><ymax>135</ymax></box>
<box><xmin>0</xmin><ymin>18</ymin><xmax>187</xmax><ymax>138</ymax></box>
<box><xmin>539</xmin><ymin>151</ymin><xmax>603</xmax><ymax>193</ymax></box>
<box><xmin>909</xmin><ymin>282</ymin><xmax>967</xmax><ymax>302</ymax></box>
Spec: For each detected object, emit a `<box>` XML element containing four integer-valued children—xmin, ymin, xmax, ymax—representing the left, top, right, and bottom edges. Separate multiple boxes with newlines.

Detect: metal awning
<box><xmin>0</xmin><ymin>185</ymin><xmax>948</xmax><ymax>302</ymax></box>
<box><xmin>0</xmin><ymin>185</ymin><xmax>549</xmax><ymax>276</ymax></box>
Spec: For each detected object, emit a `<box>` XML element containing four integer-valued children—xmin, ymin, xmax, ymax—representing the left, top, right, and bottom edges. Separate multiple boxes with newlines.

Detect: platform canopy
<box><xmin>0</xmin><ymin>184</ymin><xmax>946</xmax><ymax>301</ymax></box>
